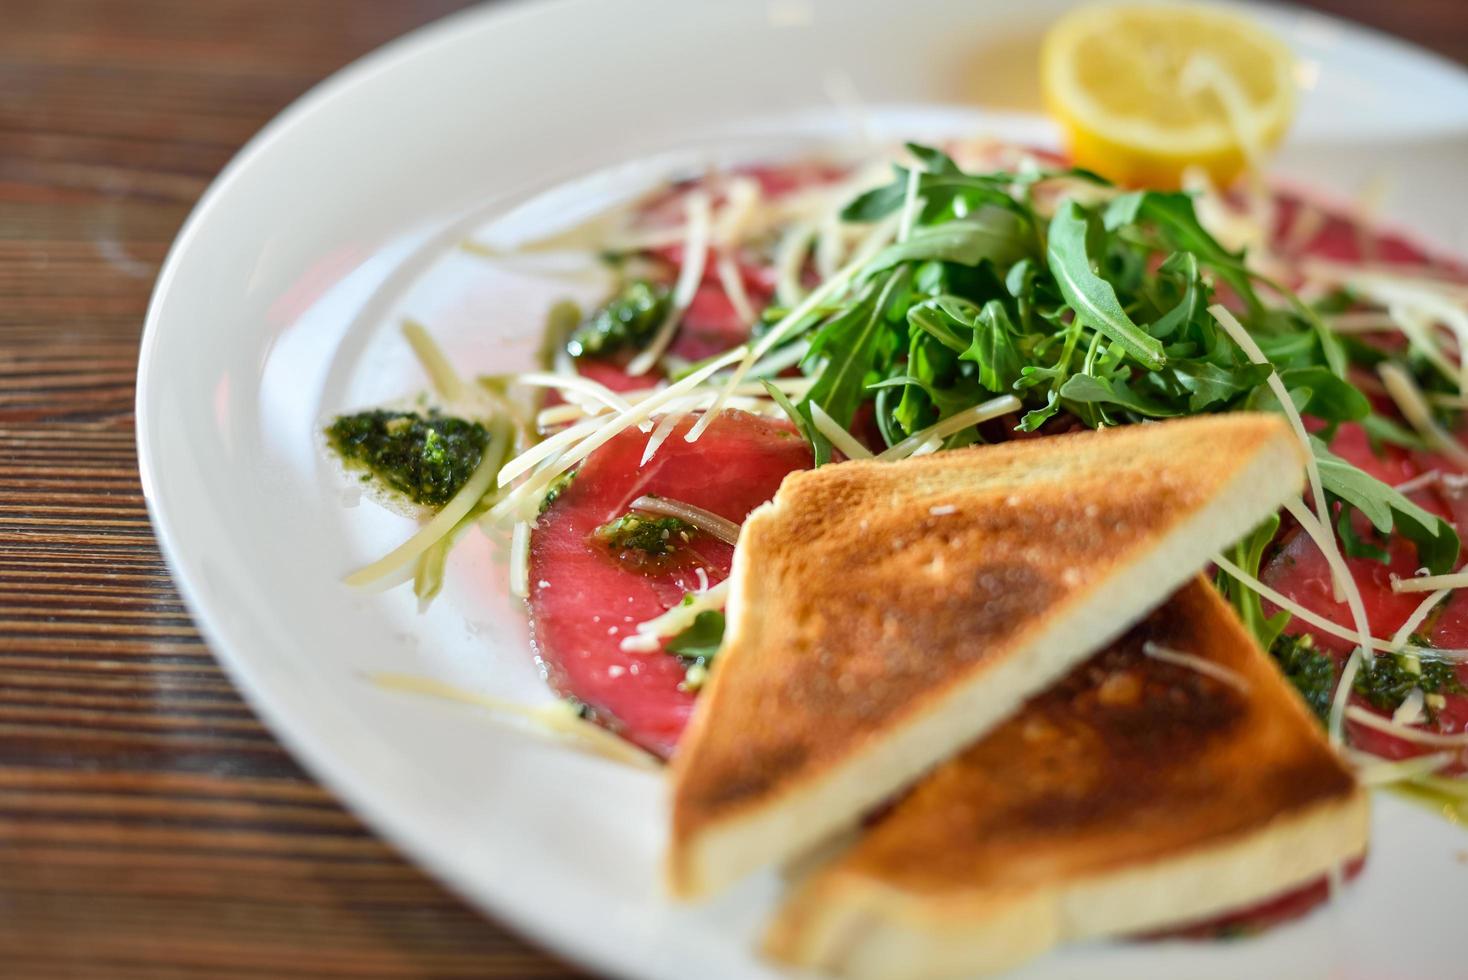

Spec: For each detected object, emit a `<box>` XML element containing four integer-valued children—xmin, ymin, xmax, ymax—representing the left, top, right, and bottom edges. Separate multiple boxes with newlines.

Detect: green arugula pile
<box><xmin>746</xmin><ymin>143</ymin><xmax>1459</xmax><ymax>647</ymax></box>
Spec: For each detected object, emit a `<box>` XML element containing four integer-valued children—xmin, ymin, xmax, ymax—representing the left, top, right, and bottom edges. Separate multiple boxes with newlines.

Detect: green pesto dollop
<box><xmin>1352</xmin><ymin>645</ymin><xmax>1465</xmax><ymax>718</ymax></box>
<box><xmin>1270</xmin><ymin>633</ymin><xmax>1336</xmax><ymax>722</ymax></box>
<box><xmin>326</xmin><ymin>409</ymin><xmax>488</xmax><ymax>508</ymax></box>
<box><xmin>592</xmin><ymin>513</ymin><xmax>694</xmax><ymax>557</ymax></box>
<box><xmin>566</xmin><ymin>279</ymin><xmax>671</xmax><ymax>359</ymax></box>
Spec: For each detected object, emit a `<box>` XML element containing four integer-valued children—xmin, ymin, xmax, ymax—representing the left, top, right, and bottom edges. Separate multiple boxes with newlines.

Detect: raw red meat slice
<box><xmin>667</xmin><ymin>281</ymin><xmax>771</xmax><ymax>363</ymax></box>
<box><xmin>527</xmin><ymin>410</ymin><xmax>811</xmax><ymax>757</ymax></box>
<box><xmin>1261</xmin><ymin>522</ymin><xmax>1430</xmax><ymax>654</ymax></box>
<box><xmin>1149</xmin><ymin>858</ymin><xmax>1366</xmax><ymax>940</ymax></box>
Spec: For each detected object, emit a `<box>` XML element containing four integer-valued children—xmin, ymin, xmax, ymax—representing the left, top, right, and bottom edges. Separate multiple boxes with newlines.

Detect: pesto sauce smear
<box><xmin>593</xmin><ymin>513</ymin><xmax>694</xmax><ymax>557</ymax></box>
<box><xmin>326</xmin><ymin>409</ymin><xmax>489</xmax><ymax>508</ymax></box>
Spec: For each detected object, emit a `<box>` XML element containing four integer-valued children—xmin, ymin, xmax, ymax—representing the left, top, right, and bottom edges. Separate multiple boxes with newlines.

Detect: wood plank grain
<box><xmin>0</xmin><ymin>1</ymin><xmax>584</xmax><ymax>976</ymax></box>
<box><xmin>0</xmin><ymin>1</ymin><xmax>1461</xmax><ymax>978</ymax></box>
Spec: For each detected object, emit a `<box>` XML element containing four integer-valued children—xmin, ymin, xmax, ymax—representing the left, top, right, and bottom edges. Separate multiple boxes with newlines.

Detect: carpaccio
<box><xmin>524</xmin><ymin>153</ymin><xmax>1468</xmax><ymax>935</ymax></box>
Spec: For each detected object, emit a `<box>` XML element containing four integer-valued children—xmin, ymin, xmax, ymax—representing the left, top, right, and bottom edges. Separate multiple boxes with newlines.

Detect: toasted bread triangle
<box><xmin>764</xmin><ymin>579</ymin><xmax>1368</xmax><ymax>979</ymax></box>
<box><xmin>667</xmin><ymin>414</ymin><xmax>1305</xmax><ymax>898</ymax></box>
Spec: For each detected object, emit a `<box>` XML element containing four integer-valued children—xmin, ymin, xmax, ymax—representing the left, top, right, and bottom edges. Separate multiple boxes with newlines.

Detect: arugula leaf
<box><xmin>863</xmin><ymin>211</ymin><xmax>1028</xmax><ymax>275</ymax></box>
<box><xmin>844</xmin><ymin>167</ymin><xmax>1031</xmax><ymax>223</ymax></box>
<box><xmin>667</xmin><ymin>610</ymin><xmax>725</xmax><ymax>660</ymax></box>
<box><xmin>907</xmin><ymin>296</ymin><xmax>974</xmax><ymax>353</ymax></box>
<box><xmin>1150</xmin><ymin>252</ymin><xmax>1202</xmax><ymax>340</ymax></box>
<box><xmin>841</xmin><ymin>168</ymin><xmax>910</xmax><ymax>222</ymax></box>
<box><xmin>1361</xmin><ymin>413</ymin><xmax>1431</xmax><ymax>452</ymax></box>
<box><xmin>1017</xmin><ymin>389</ymin><xmax>1061</xmax><ymax>432</ymax></box>
<box><xmin>762</xmin><ymin>379</ymin><xmax>830</xmax><ymax>467</ymax></box>
<box><xmin>1278</xmin><ymin>366</ymin><xmax>1371</xmax><ymax>423</ymax></box>
<box><xmin>802</xmin><ymin>268</ymin><xmax>912</xmax><ymax>427</ymax></box>
<box><xmin>1218</xmin><ymin>514</ymin><xmax>1291</xmax><ymax>650</ymax></box>
<box><xmin>1059</xmin><ymin>373</ymin><xmax>1184</xmax><ymax>418</ymax></box>
<box><xmin>1109</xmin><ymin>191</ymin><xmax>1258</xmax><ymax>309</ymax></box>
<box><xmin>1170</xmin><ymin>360</ymin><xmax>1272</xmax><ymax>412</ymax></box>
<box><xmin>904</xmin><ymin>142</ymin><xmax>962</xmax><ymax>175</ymax></box>
<box><xmin>1047</xmin><ymin>202</ymin><xmax>1167</xmax><ymax>370</ymax></box>
<box><xmin>961</xmin><ymin>301</ymin><xmax>1026</xmax><ymax>394</ymax></box>
<box><xmin>1312</xmin><ymin>438</ymin><xmax>1460</xmax><ymax>573</ymax></box>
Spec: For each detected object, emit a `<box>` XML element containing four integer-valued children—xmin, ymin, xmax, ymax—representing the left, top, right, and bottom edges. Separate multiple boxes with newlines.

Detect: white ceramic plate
<box><xmin>137</xmin><ymin>2</ymin><xmax>1468</xmax><ymax>977</ymax></box>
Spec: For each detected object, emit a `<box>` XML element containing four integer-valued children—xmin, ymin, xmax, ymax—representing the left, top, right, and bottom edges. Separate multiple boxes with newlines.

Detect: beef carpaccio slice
<box><xmin>527</xmin><ymin>411</ymin><xmax>811</xmax><ymax>758</ymax></box>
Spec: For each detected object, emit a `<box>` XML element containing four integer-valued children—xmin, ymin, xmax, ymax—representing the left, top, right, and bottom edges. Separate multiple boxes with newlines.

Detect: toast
<box><xmin>765</xmin><ymin>579</ymin><xmax>1369</xmax><ymax>979</ymax></box>
<box><xmin>667</xmin><ymin>414</ymin><xmax>1305</xmax><ymax>897</ymax></box>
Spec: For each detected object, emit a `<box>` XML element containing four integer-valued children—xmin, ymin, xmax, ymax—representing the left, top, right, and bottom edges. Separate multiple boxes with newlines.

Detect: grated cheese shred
<box><xmin>809</xmin><ymin>404</ymin><xmax>874</xmax><ymax>460</ymax></box>
<box><xmin>627</xmin><ymin>190</ymin><xmax>712</xmax><ymax>376</ymax></box>
<box><xmin>1141</xmin><ymin>642</ymin><xmax>1250</xmax><ymax>693</ymax></box>
<box><xmin>1211</xmin><ymin>305</ymin><xmax>1341</xmax><ymax>598</ymax></box>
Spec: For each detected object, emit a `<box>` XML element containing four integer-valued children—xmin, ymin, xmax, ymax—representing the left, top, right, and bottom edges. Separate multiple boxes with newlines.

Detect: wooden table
<box><xmin>1</xmin><ymin>1</ymin><xmax>1462</xmax><ymax>976</ymax></box>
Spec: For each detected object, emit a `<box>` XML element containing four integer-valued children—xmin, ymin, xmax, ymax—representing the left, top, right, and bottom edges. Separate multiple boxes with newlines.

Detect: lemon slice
<box><xmin>1041</xmin><ymin>3</ymin><xmax>1296</xmax><ymax>187</ymax></box>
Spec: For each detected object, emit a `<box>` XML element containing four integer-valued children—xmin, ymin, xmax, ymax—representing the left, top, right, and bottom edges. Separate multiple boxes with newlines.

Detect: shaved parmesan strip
<box><xmin>1392</xmin><ymin>571</ymin><xmax>1468</xmax><ymax>594</ymax></box>
<box><xmin>715</xmin><ymin>177</ymin><xmax>761</xmax><ymax>248</ymax></box>
<box><xmin>1283</xmin><ymin>497</ymin><xmax>1374</xmax><ymax>660</ymax></box>
<box><xmin>814</xmin><ymin>215</ymin><xmax>845</xmax><ymax>280</ymax></box>
<box><xmin>1393</xmin><ymin>687</ymin><xmax>1426</xmax><ymax>727</ymax></box>
<box><xmin>773</xmin><ymin>222</ymin><xmax>817</xmax><ymax>307</ymax></box>
<box><xmin>627</xmin><ymin>190</ymin><xmax>712</xmax><ymax>377</ymax></box>
<box><xmin>1389</xmin><ymin>304</ymin><xmax>1462</xmax><ymax>389</ymax></box>
<box><xmin>1393</xmin><ymin>470</ymin><xmax>1442</xmax><ymax>496</ymax></box>
<box><xmin>744</xmin><ymin>339</ymin><xmax>811</xmax><ymax>379</ymax></box>
<box><xmin>1211</xmin><ymin>305</ymin><xmax>1339</xmax><ymax>596</ymax></box>
<box><xmin>369</xmin><ymin>673</ymin><xmax>659</xmax><ymax>769</ymax></box>
<box><xmin>630</xmin><ymin>495</ymin><xmax>741</xmax><ymax>545</ymax></box>
<box><xmin>512</xmin><ymin>371</ymin><xmax>634</xmax><ymax>415</ymax></box>
<box><xmin>537</xmin><ymin>377</ymin><xmax>812</xmax><ymax>429</ymax></box>
<box><xmin>1326</xmin><ymin>311</ymin><xmax>1399</xmax><ymax>334</ymax></box>
<box><xmin>716</xmin><ymin>251</ymin><xmax>757</xmax><ymax>326</ymax></box>
<box><xmin>488</xmin><ymin>345</ymin><xmax>748</xmax><ymax>524</ymax></box>
<box><xmin>1310</xmin><ymin>265</ymin><xmax>1468</xmax><ymax>392</ymax></box>
<box><xmin>1329</xmin><ymin>648</ymin><xmax>1364</xmax><ymax>748</ymax></box>
<box><xmin>499</xmin><ymin>413</ymin><xmax>606</xmax><ymax>487</ymax></box>
<box><xmin>402</xmin><ymin>318</ymin><xmax>469</xmax><ymax>404</ymax></box>
<box><xmin>599</xmin><ymin>226</ymin><xmax>692</xmax><ymax>252</ymax></box>
<box><xmin>1351</xmin><ymin>174</ymin><xmax>1391</xmax><ymax>263</ymax></box>
<box><xmin>1379</xmin><ymin>362</ymin><xmax>1468</xmax><ymax>468</ymax></box>
<box><xmin>640</xmin><ymin>405</ymin><xmax>691</xmax><ymax>467</ymax></box>
<box><xmin>1142</xmin><ymin>641</ymin><xmax>1250</xmax><ymax>693</ymax></box>
<box><xmin>1390</xmin><ymin>589</ymin><xmax>1450</xmax><ymax>650</ymax></box>
<box><xmin>907</xmin><ymin>436</ymin><xmax>943</xmax><ymax>458</ymax></box>
<box><xmin>1281</xmin><ymin>200</ymin><xmax>1327</xmax><ymax>254</ymax></box>
<box><xmin>536</xmin><ymin>402</ymin><xmax>606</xmax><ymax>429</ymax></box>
<box><xmin>1349</xmin><ymin>749</ymin><xmax>1453</xmax><ymax>787</ymax></box>
<box><xmin>810</xmin><ymin>404</ymin><xmax>874</xmax><ymax>460</ymax></box>
<box><xmin>877</xmin><ymin>395</ymin><xmax>1022</xmax><ymax>462</ymax></box>
<box><xmin>1184</xmin><ymin>168</ymin><xmax>1265</xmax><ymax>255</ymax></box>
<box><xmin>508</xmin><ymin>521</ymin><xmax>531</xmax><ymax>598</ymax></box>
<box><xmin>1346</xmin><ymin>705</ymin><xmax>1468</xmax><ymax>747</ymax></box>
<box><xmin>1302</xmin><ymin>260</ymin><xmax>1468</xmax><ymax>302</ymax></box>
<box><xmin>687</xmin><ymin>212</ymin><xmax>900</xmax><ymax>443</ymax></box>
<box><xmin>620</xmin><ymin>580</ymin><xmax>730</xmax><ymax>653</ymax></box>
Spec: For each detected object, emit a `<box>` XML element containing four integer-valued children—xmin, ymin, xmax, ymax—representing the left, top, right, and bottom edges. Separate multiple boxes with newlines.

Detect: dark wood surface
<box><xmin>0</xmin><ymin>1</ymin><xmax>1461</xmax><ymax>977</ymax></box>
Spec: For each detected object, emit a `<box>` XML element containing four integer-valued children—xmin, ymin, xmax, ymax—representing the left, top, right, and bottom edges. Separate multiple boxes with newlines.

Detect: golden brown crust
<box><xmin>668</xmin><ymin>414</ymin><xmax>1305</xmax><ymax>896</ymax></box>
<box><xmin>824</xmin><ymin>580</ymin><xmax>1353</xmax><ymax>890</ymax></box>
<box><xmin>765</xmin><ymin>581</ymin><xmax>1367</xmax><ymax>977</ymax></box>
